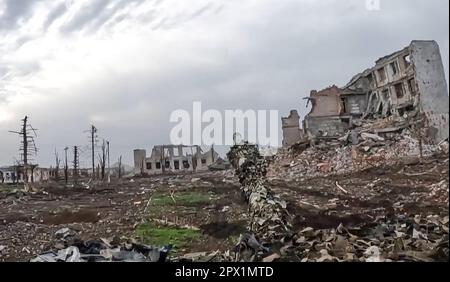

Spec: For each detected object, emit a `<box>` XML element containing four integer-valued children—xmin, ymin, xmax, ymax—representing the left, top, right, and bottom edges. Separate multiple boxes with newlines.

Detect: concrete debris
<box><xmin>55</xmin><ymin>228</ymin><xmax>74</xmax><ymax>240</ymax></box>
<box><xmin>262</xmin><ymin>253</ymin><xmax>281</xmax><ymax>262</ymax></box>
<box><xmin>279</xmin><ymin>215</ymin><xmax>449</xmax><ymax>262</ymax></box>
<box><xmin>360</xmin><ymin>133</ymin><xmax>385</xmax><ymax>142</ymax></box>
<box><xmin>31</xmin><ymin>238</ymin><xmax>171</xmax><ymax>262</ymax></box>
<box><xmin>269</xmin><ymin>115</ymin><xmax>448</xmax><ymax>181</ymax></box>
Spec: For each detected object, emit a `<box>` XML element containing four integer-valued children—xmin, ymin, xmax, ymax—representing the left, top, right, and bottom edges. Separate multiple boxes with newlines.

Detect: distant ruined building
<box><xmin>133</xmin><ymin>145</ymin><xmax>219</xmax><ymax>175</ymax></box>
<box><xmin>282</xmin><ymin>40</ymin><xmax>449</xmax><ymax>147</ymax></box>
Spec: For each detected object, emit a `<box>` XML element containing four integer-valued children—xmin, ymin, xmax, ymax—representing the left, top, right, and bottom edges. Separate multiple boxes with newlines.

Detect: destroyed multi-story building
<box><xmin>282</xmin><ymin>40</ymin><xmax>449</xmax><ymax>146</ymax></box>
<box><xmin>133</xmin><ymin>145</ymin><xmax>219</xmax><ymax>175</ymax></box>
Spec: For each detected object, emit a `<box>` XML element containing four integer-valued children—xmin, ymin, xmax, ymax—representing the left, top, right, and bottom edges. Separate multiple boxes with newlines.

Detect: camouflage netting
<box><xmin>227</xmin><ymin>142</ymin><xmax>292</xmax><ymax>241</ymax></box>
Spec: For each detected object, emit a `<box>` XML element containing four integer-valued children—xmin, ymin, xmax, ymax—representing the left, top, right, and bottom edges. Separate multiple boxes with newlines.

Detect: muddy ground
<box><xmin>0</xmin><ymin>154</ymin><xmax>448</xmax><ymax>262</ymax></box>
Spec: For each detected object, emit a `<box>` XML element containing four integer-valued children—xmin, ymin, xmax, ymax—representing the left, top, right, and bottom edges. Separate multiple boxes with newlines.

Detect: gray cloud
<box><xmin>60</xmin><ymin>0</ymin><xmax>148</xmax><ymax>34</ymax></box>
<box><xmin>0</xmin><ymin>0</ymin><xmax>40</xmax><ymax>31</ymax></box>
<box><xmin>42</xmin><ymin>2</ymin><xmax>67</xmax><ymax>30</ymax></box>
<box><xmin>60</xmin><ymin>0</ymin><xmax>112</xmax><ymax>33</ymax></box>
<box><xmin>0</xmin><ymin>0</ymin><xmax>449</xmax><ymax>167</ymax></box>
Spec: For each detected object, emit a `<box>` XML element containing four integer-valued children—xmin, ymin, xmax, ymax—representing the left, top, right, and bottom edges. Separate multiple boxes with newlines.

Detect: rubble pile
<box><xmin>30</xmin><ymin>228</ymin><xmax>171</xmax><ymax>262</ymax></box>
<box><xmin>270</xmin><ymin>116</ymin><xmax>449</xmax><ymax>181</ymax></box>
<box><xmin>180</xmin><ymin>214</ymin><xmax>449</xmax><ymax>262</ymax></box>
<box><xmin>227</xmin><ymin>142</ymin><xmax>292</xmax><ymax>240</ymax></box>
<box><xmin>428</xmin><ymin>180</ymin><xmax>449</xmax><ymax>205</ymax></box>
<box><xmin>279</xmin><ymin>214</ymin><xmax>449</xmax><ymax>262</ymax></box>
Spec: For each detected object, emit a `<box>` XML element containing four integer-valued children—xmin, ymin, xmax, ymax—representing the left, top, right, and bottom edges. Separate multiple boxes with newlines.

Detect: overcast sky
<box><xmin>0</xmin><ymin>0</ymin><xmax>449</xmax><ymax>167</ymax></box>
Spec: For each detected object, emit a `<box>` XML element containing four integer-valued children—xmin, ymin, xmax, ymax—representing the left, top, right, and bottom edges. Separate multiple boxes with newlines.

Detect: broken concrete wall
<box><xmin>307</xmin><ymin>86</ymin><xmax>343</xmax><ymax>117</ymax></box>
<box><xmin>0</xmin><ymin>167</ymin><xmax>19</xmax><ymax>184</ymax></box>
<box><xmin>304</xmin><ymin>116</ymin><xmax>348</xmax><ymax>138</ymax></box>
<box><xmin>281</xmin><ymin>110</ymin><xmax>303</xmax><ymax>147</ymax></box>
<box><xmin>133</xmin><ymin>149</ymin><xmax>146</xmax><ymax>172</ymax></box>
<box><xmin>366</xmin><ymin>46</ymin><xmax>418</xmax><ymax>118</ymax></box>
<box><xmin>342</xmin><ymin>94</ymin><xmax>368</xmax><ymax>116</ymax></box>
<box><xmin>410</xmin><ymin>40</ymin><xmax>450</xmax><ymax>142</ymax></box>
<box><xmin>304</xmin><ymin>86</ymin><xmax>347</xmax><ymax>138</ymax></box>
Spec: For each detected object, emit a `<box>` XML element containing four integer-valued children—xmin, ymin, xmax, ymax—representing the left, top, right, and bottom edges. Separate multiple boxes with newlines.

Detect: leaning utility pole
<box><xmin>64</xmin><ymin>147</ymin><xmax>69</xmax><ymax>184</ymax></box>
<box><xmin>9</xmin><ymin>116</ymin><xmax>38</xmax><ymax>183</ymax></box>
<box><xmin>73</xmin><ymin>146</ymin><xmax>79</xmax><ymax>184</ymax></box>
<box><xmin>87</xmin><ymin>125</ymin><xmax>98</xmax><ymax>178</ymax></box>
<box><xmin>106</xmin><ymin>141</ymin><xmax>110</xmax><ymax>183</ymax></box>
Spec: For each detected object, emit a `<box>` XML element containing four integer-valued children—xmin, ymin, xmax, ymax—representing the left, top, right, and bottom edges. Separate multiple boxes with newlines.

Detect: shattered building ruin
<box><xmin>133</xmin><ymin>145</ymin><xmax>219</xmax><ymax>175</ymax></box>
<box><xmin>282</xmin><ymin>40</ymin><xmax>449</xmax><ymax>146</ymax></box>
<box><xmin>281</xmin><ymin>110</ymin><xmax>304</xmax><ymax>147</ymax></box>
<box><xmin>0</xmin><ymin>166</ymin><xmax>50</xmax><ymax>184</ymax></box>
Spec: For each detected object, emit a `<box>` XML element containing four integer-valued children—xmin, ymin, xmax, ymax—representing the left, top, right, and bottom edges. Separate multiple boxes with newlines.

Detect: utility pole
<box><xmin>64</xmin><ymin>147</ymin><xmax>69</xmax><ymax>184</ymax></box>
<box><xmin>23</xmin><ymin>116</ymin><xmax>28</xmax><ymax>169</ymax></box>
<box><xmin>73</xmin><ymin>146</ymin><xmax>79</xmax><ymax>184</ymax></box>
<box><xmin>106</xmin><ymin>141</ymin><xmax>110</xmax><ymax>183</ymax></box>
<box><xmin>87</xmin><ymin>125</ymin><xmax>97</xmax><ymax>178</ymax></box>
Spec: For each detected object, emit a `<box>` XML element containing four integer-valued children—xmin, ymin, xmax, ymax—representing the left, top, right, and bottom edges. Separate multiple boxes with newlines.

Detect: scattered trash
<box><xmin>55</xmin><ymin>228</ymin><xmax>74</xmax><ymax>240</ymax></box>
<box><xmin>30</xmin><ymin>238</ymin><xmax>172</xmax><ymax>262</ymax></box>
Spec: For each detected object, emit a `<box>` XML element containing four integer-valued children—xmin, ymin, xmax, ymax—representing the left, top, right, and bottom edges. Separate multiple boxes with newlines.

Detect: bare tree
<box><xmin>96</xmin><ymin>164</ymin><xmax>100</xmax><ymax>179</ymax></box>
<box><xmin>9</xmin><ymin>116</ymin><xmax>38</xmax><ymax>183</ymax></box>
<box><xmin>54</xmin><ymin>149</ymin><xmax>61</xmax><ymax>181</ymax></box>
<box><xmin>97</xmin><ymin>140</ymin><xmax>106</xmax><ymax>180</ymax></box>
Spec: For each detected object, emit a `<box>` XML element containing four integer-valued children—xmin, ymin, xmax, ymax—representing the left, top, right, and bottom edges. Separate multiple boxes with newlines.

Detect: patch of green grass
<box><xmin>135</xmin><ymin>223</ymin><xmax>202</xmax><ymax>249</ymax></box>
<box><xmin>0</xmin><ymin>184</ymin><xmax>20</xmax><ymax>192</ymax></box>
<box><xmin>151</xmin><ymin>191</ymin><xmax>217</xmax><ymax>206</ymax></box>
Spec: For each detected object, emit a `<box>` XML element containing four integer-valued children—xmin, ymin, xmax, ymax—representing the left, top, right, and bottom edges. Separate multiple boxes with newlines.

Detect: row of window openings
<box><xmin>160</xmin><ymin>148</ymin><xmax>199</xmax><ymax>157</ymax></box>
<box><xmin>377</xmin><ymin>55</ymin><xmax>411</xmax><ymax>82</ymax></box>
<box><xmin>146</xmin><ymin>159</ymin><xmax>207</xmax><ymax>170</ymax></box>
<box><xmin>381</xmin><ymin>79</ymin><xmax>416</xmax><ymax>100</ymax></box>
<box><xmin>0</xmin><ymin>172</ymin><xmax>18</xmax><ymax>180</ymax></box>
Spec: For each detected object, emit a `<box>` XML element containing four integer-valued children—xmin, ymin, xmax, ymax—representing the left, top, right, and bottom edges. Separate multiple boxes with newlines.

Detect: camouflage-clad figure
<box><xmin>227</xmin><ymin>134</ymin><xmax>292</xmax><ymax>241</ymax></box>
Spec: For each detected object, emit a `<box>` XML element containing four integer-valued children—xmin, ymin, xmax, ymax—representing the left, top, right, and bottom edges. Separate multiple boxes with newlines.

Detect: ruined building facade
<box><xmin>282</xmin><ymin>40</ymin><xmax>449</xmax><ymax>146</ymax></box>
<box><xmin>0</xmin><ymin>166</ymin><xmax>50</xmax><ymax>184</ymax></box>
<box><xmin>133</xmin><ymin>145</ymin><xmax>219</xmax><ymax>175</ymax></box>
<box><xmin>281</xmin><ymin>110</ymin><xmax>304</xmax><ymax>147</ymax></box>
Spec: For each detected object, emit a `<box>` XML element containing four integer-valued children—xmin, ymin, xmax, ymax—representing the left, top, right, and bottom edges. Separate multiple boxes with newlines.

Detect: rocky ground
<box><xmin>0</xmin><ymin>151</ymin><xmax>448</xmax><ymax>262</ymax></box>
